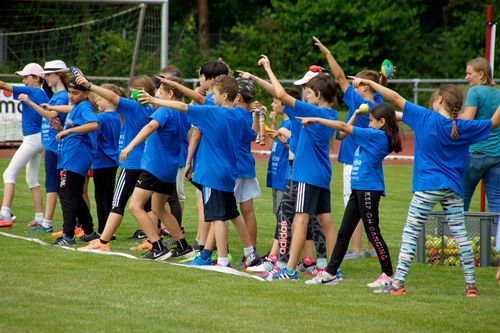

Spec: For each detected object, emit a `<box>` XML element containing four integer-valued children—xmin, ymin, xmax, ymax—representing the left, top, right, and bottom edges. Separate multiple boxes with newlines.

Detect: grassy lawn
<box><xmin>0</xmin><ymin>158</ymin><xmax>497</xmax><ymax>333</ymax></box>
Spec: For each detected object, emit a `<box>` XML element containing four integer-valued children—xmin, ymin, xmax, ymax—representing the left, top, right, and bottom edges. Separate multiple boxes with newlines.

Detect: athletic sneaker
<box><xmin>162</xmin><ymin>234</ymin><xmax>177</xmax><ymax>248</ymax></box>
<box><xmin>464</xmin><ymin>285</ymin><xmax>479</xmax><ymax>297</ymax></box>
<box><xmin>305</xmin><ymin>270</ymin><xmax>340</xmax><ymax>285</ymax></box>
<box><xmin>367</xmin><ymin>273</ymin><xmax>393</xmax><ymax>288</ymax></box>
<box><xmin>187</xmin><ymin>253</ymin><xmax>212</xmax><ymax>266</ymax></box>
<box><xmin>245</xmin><ymin>250</ymin><xmax>261</xmax><ymax>268</ymax></box>
<box><xmin>78</xmin><ymin>239</ymin><xmax>111</xmax><ymax>252</ymax></box>
<box><xmin>365</xmin><ymin>249</ymin><xmax>378</xmax><ymax>259</ymax></box>
<box><xmin>27</xmin><ymin>224</ymin><xmax>53</xmax><ymax>233</ymax></box>
<box><xmin>79</xmin><ymin>232</ymin><xmax>99</xmax><ymax>242</ymax></box>
<box><xmin>247</xmin><ymin>258</ymin><xmax>275</xmax><ymax>273</ymax></box>
<box><xmin>0</xmin><ymin>212</ymin><xmax>14</xmax><ymax>227</ymax></box>
<box><xmin>75</xmin><ymin>227</ymin><xmax>84</xmax><ymax>238</ymax></box>
<box><xmin>373</xmin><ymin>281</ymin><xmax>406</xmax><ymax>295</ymax></box>
<box><xmin>170</xmin><ymin>246</ymin><xmax>195</xmax><ymax>259</ymax></box>
<box><xmin>129</xmin><ymin>229</ymin><xmax>146</xmax><ymax>240</ymax></box>
<box><xmin>27</xmin><ymin>220</ymin><xmax>40</xmax><ymax>227</ymax></box>
<box><xmin>267</xmin><ymin>268</ymin><xmax>298</xmax><ymax>281</ymax></box>
<box><xmin>53</xmin><ymin>235</ymin><xmax>76</xmax><ymax>246</ymax></box>
<box><xmin>344</xmin><ymin>250</ymin><xmax>365</xmax><ymax>260</ymax></box>
<box><xmin>179</xmin><ymin>251</ymin><xmax>199</xmax><ymax>263</ymax></box>
<box><xmin>130</xmin><ymin>240</ymin><xmax>152</xmax><ymax>251</ymax></box>
<box><xmin>143</xmin><ymin>248</ymin><xmax>171</xmax><ymax>261</ymax></box>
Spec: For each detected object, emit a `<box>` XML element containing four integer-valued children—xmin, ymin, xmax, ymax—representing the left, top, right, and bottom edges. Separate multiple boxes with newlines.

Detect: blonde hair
<box><xmin>429</xmin><ymin>85</ymin><xmax>464</xmax><ymax>140</ymax></box>
<box><xmin>467</xmin><ymin>57</ymin><xmax>494</xmax><ymax>86</ymax></box>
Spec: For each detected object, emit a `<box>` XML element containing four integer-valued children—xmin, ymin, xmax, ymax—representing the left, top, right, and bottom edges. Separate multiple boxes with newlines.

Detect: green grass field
<box><xmin>0</xmin><ymin>159</ymin><xmax>498</xmax><ymax>333</ymax></box>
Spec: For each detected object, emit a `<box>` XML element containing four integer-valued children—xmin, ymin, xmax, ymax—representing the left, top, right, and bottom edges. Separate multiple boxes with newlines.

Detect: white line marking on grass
<box><xmin>0</xmin><ymin>232</ymin><xmax>265</xmax><ymax>281</ymax></box>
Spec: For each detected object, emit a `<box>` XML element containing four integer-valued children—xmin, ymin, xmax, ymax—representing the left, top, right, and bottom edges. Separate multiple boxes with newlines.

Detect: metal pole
<box><xmin>161</xmin><ymin>0</ymin><xmax>169</xmax><ymax>68</ymax></box>
<box><xmin>130</xmin><ymin>3</ymin><xmax>147</xmax><ymax>78</ymax></box>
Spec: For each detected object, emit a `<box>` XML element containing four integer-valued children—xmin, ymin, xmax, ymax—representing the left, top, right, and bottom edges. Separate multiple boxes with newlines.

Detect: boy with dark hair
<box><xmin>140</xmin><ymin>75</ymin><xmax>258</xmax><ymax>267</ymax></box>
<box><xmin>258</xmin><ymin>55</ymin><xmax>339</xmax><ymax>281</ymax></box>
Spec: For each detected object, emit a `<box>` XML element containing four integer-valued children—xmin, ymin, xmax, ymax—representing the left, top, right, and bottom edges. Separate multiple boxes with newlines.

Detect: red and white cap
<box><xmin>293</xmin><ymin>71</ymin><xmax>318</xmax><ymax>86</ymax></box>
<box><xmin>15</xmin><ymin>63</ymin><xmax>45</xmax><ymax>79</ymax></box>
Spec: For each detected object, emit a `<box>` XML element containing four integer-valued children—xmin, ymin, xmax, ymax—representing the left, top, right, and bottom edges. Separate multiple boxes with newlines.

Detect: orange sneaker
<box><xmin>74</xmin><ymin>227</ymin><xmax>84</xmax><ymax>237</ymax></box>
<box><xmin>77</xmin><ymin>239</ymin><xmax>111</xmax><ymax>252</ymax></box>
<box><xmin>130</xmin><ymin>240</ymin><xmax>152</xmax><ymax>251</ymax></box>
<box><xmin>51</xmin><ymin>230</ymin><xmax>63</xmax><ymax>237</ymax></box>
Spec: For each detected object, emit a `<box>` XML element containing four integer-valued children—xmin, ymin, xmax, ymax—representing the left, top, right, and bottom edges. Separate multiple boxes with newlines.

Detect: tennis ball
<box><xmin>359</xmin><ymin>103</ymin><xmax>369</xmax><ymax>114</ymax></box>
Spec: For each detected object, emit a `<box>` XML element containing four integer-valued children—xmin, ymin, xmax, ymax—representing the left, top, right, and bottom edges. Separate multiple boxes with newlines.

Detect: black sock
<box><xmin>152</xmin><ymin>240</ymin><xmax>164</xmax><ymax>251</ymax></box>
<box><xmin>176</xmin><ymin>238</ymin><xmax>188</xmax><ymax>250</ymax></box>
<box><xmin>99</xmin><ymin>239</ymin><xmax>109</xmax><ymax>244</ymax></box>
<box><xmin>199</xmin><ymin>245</ymin><xmax>204</xmax><ymax>251</ymax></box>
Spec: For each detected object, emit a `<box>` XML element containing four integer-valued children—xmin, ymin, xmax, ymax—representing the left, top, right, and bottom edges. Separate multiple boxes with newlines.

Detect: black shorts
<box><xmin>136</xmin><ymin>170</ymin><xmax>176</xmax><ymax>196</ymax></box>
<box><xmin>295</xmin><ymin>182</ymin><xmax>331</xmax><ymax>215</ymax></box>
<box><xmin>202</xmin><ymin>186</ymin><xmax>240</xmax><ymax>222</ymax></box>
<box><xmin>111</xmin><ymin>168</ymin><xmax>151</xmax><ymax>215</ymax></box>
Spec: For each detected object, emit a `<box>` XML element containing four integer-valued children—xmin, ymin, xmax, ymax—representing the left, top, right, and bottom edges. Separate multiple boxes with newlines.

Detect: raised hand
<box><xmin>258</xmin><ymin>55</ymin><xmax>271</xmax><ymax>70</ymax></box>
<box><xmin>75</xmin><ymin>75</ymin><xmax>91</xmax><ymax>88</ymax></box>
<box><xmin>312</xmin><ymin>36</ymin><xmax>330</xmax><ymax>54</ymax></box>
<box><xmin>18</xmin><ymin>94</ymin><xmax>31</xmax><ymax>103</ymax></box>
<box><xmin>138</xmin><ymin>89</ymin><xmax>153</xmax><ymax>104</ymax></box>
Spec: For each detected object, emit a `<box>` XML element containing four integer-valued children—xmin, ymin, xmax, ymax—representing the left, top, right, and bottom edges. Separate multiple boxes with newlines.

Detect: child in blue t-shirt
<box><xmin>17</xmin><ymin>60</ymin><xmax>71</xmax><ymax>233</ymax></box>
<box><xmin>298</xmin><ymin>103</ymin><xmax>401</xmax><ymax>287</ymax></box>
<box><xmin>258</xmin><ymin>55</ymin><xmax>339</xmax><ymax>281</ymax></box>
<box><xmin>0</xmin><ymin>64</ymin><xmax>48</xmax><ymax>228</ymax></box>
<box><xmin>53</xmin><ymin>78</ymin><xmax>98</xmax><ymax>246</ymax></box>
<box><xmin>75</xmin><ymin>74</ymin><xmax>156</xmax><ymax>251</ymax></box>
<box><xmin>140</xmin><ymin>75</ymin><xmax>259</xmax><ymax>267</ymax></box>
<box><xmin>352</xmin><ymin>76</ymin><xmax>500</xmax><ymax>296</ymax></box>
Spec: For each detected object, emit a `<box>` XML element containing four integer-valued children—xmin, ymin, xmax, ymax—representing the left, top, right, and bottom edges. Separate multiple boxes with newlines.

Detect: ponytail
<box><xmin>431</xmin><ymin>85</ymin><xmax>464</xmax><ymax>140</ymax></box>
<box><xmin>370</xmin><ymin>103</ymin><xmax>402</xmax><ymax>153</ymax></box>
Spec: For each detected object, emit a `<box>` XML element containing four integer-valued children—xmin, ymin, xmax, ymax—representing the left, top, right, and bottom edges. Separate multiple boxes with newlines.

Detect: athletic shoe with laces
<box><xmin>78</xmin><ymin>239</ymin><xmax>111</xmax><ymax>252</ymax></box>
<box><xmin>367</xmin><ymin>273</ymin><xmax>393</xmax><ymax>288</ymax></box>
<box><xmin>128</xmin><ymin>229</ymin><xmax>146</xmax><ymax>240</ymax></box>
<box><xmin>130</xmin><ymin>240</ymin><xmax>152</xmax><ymax>251</ymax></box>
<box><xmin>365</xmin><ymin>249</ymin><xmax>378</xmax><ymax>259</ymax></box>
<box><xmin>344</xmin><ymin>250</ymin><xmax>365</xmax><ymax>260</ymax></box>
<box><xmin>26</xmin><ymin>224</ymin><xmax>53</xmax><ymax>233</ymax></box>
<box><xmin>247</xmin><ymin>258</ymin><xmax>275</xmax><ymax>273</ymax></box>
<box><xmin>74</xmin><ymin>227</ymin><xmax>84</xmax><ymax>238</ymax></box>
<box><xmin>53</xmin><ymin>235</ymin><xmax>76</xmax><ymax>246</ymax></box>
<box><xmin>464</xmin><ymin>285</ymin><xmax>479</xmax><ymax>297</ymax></box>
<box><xmin>143</xmin><ymin>248</ymin><xmax>171</xmax><ymax>261</ymax></box>
<box><xmin>267</xmin><ymin>268</ymin><xmax>299</xmax><ymax>281</ymax></box>
<box><xmin>245</xmin><ymin>250</ymin><xmax>261</xmax><ymax>268</ymax></box>
<box><xmin>187</xmin><ymin>253</ymin><xmax>212</xmax><ymax>266</ymax></box>
<box><xmin>79</xmin><ymin>232</ymin><xmax>99</xmax><ymax>242</ymax></box>
<box><xmin>373</xmin><ymin>281</ymin><xmax>406</xmax><ymax>295</ymax></box>
<box><xmin>305</xmin><ymin>270</ymin><xmax>341</xmax><ymax>285</ymax></box>
<box><xmin>170</xmin><ymin>246</ymin><xmax>195</xmax><ymax>259</ymax></box>
<box><xmin>0</xmin><ymin>212</ymin><xmax>14</xmax><ymax>227</ymax></box>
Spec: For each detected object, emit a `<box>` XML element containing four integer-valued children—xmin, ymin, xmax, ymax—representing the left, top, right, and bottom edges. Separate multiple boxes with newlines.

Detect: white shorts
<box><xmin>176</xmin><ymin>167</ymin><xmax>185</xmax><ymax>202</ymax></box>
<box><xmin>234</xmin><ymin>177</ymin><xmax>261</xmax><ymax>203</ymax></box>
<box><xmin>343</xmin><ymin>163</ymin><xmax>353</xmax><ymax>208</ymax></box>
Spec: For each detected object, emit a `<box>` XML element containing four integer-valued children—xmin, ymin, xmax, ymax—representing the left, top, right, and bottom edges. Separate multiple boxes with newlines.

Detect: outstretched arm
<box><xmin>139</xmin><ymin>90</ymin><xmax>188</xmax><ymax>112</ymax></box>
<box><xmin>55</xmin><ymin>122</ymin><xmax>98</xmax><ymax>141</ymax></box>
<box><xmin>75</xmin><ymin>75</ymin><xmax>120</xmax><ymax>105</ymax></box>
<box><xmin>42</xmin><ymin>103</ymin><xmax>72</xmax><ymax>114</ymax></box>
<box><xmin>120</xmin><ymin>120</ymin><xmax>160</xmax><ymax>162</ymax></box>
<box><xmin>258</xmin><ymin>55</ymin><xmax>295</xmax><ymax>107</ymax></box>
<box><xmin>18</xmin><ymin>94</ymin><xmax>58</xmax><ymax>119</ymax></box>
<box><xmin>337</xmin><ymin>109</ymin><xmax>365</xmax><ymax>139</ymax></box>
<box><xmin>349</xmin><ymin>76</ymin><xmax>406</xmax><ymax>110</ymax></box>
<box><xmin>157</xmin><ymin>76</ymin><xmax>205</xmax><ymax>105</ymax></box>
<box><xmin>298</xmin><ymin>116</ymin><xmax>352</xmax><ymax>134</ymax></box>
<box><xmin>492</xmin><ymin>104</ymin><xmax>500</xmax><ymax>129</ymax></box>
<box><xmin>313</xmin><ymin>36</ymin><xmax>349</xmax><ymax>92</ymax></box>
<box><xmin>0</xmin><ymin>81</ymin><xmax>13</xmax><ymax>92</ymax></box>
<box><xmin>237</xmin><ymin>70</ymin><xmax>276</xmax><ymax>97</ymax></box>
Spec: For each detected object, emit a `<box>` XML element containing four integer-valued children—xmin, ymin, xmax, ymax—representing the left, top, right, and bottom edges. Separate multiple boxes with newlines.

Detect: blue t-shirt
<box><xmin>403</xmin><ymin>101</ymin><xmax>492</xmax><ymax>196</ymax></box>
<box><xmin>59</xmin><ymin>100</ymin><xmax>98</xmax><ymax>176</ymax></box>
<box><xmin>235</xmin><ymin>106</ymin><xmax>256</xmax><ymax>178</ymax></box>
<box><xmin>283</xmin><ymin>104</ymin><xmax>301</xmax><ymax>154</ymax></box>
<box><xmin>266</xmin><ymin>119</ymin><xmax>292</xmax><ymax>191</ymax></box>
<box><xmin>178</xmin><ymin>112</ymin><xmax>190</xmax><ymax>168</ymax></box>
<box><xmin>92</xmin><ymin>111</ymin><xmax>121</xmax><ymax>169</ymax></box>
<box><xmin>187</xmin><ymin>104</ymin><xmax>254</xmax><ymax>192</ymax></box>
<box><xmin>351</xmin><ymin>127</ymin><xmax>389</xmax><ymax>193</ymax></box>
<box><xmin>291</xmin><ymin>100</ymin><xmax>338</xmax><ymax>189</ymax></box>
<box><xmin>141</xmin><ymin>107</ymin><xmax>185</xmax><ymax>183</ymax></box>
<box><xmin>41</xmin><ymin>90</ymin><xmax>68</xmax><ymax>153</ymax></box>
<box><xmin>205</xmin><ymin>93</ymin><xmax>215</xmax><ymax>106</ymax></box>
<box><xmin>337</xmin><ymin>85</ymin><xmax>379</xmax><ymax>164</ymax></box>
<box><xmin>116</xmin><ymin>97</ymin><xmax>154</xmax><ymax>170</ymax></box>
<box><xmin>464</xmin><ymin>85</ymin><xmax>500</xmax><ymax>157</ymax></box>
<box><xmin>13</xmin><ymin>85</ymin><xmax>48</xmax><ymax>136</ymax></box>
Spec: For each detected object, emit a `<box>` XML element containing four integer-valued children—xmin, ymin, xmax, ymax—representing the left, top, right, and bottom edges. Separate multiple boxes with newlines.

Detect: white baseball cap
<box><xmin>293</xmin><ymin>71</ymin><xmax>318</xmax><ymax>86</ymax></box>
<box><xmin>15</xmin><ymin>63</ymin><xmax>45</xmax><ymax>79</ymax></box>
<box><xmin>41</xmin><ymin>60</ymin><xmax>69</xmax><ymax>74</ymax></box>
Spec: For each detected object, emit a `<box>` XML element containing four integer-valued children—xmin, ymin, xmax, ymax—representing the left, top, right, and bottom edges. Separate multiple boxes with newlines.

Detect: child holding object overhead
<box><xmin>350</xmin><ymin>75</ymin><xmax>500</xmax><ymax>296</ymax></box>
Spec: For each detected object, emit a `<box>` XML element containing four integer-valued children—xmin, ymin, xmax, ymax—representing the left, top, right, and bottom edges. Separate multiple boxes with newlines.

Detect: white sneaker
<box><xmin>247</xmin><ymin>259</ymin><xmax>275</xmax><ymax>273</ymax></box>
<box><xmin>367</xmin><ymin>273</ymin><xmax>393</xmax><ymax>288</ymax></box>
<box><xmin>305</xmin><ymin>270</ymin><xmax>340</xmax><ymax>285</ymax></box>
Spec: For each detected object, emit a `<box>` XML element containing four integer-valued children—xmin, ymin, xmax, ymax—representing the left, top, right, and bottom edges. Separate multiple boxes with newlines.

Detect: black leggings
<box><xmin>93</xmin><ymin>166</ymin><xmax>118</xmax><ymax>234</ymax></box>
<box><xmin>326</xmin><ymin>190</ymin><xmax>393</xmax><ymax>276</ymax></box>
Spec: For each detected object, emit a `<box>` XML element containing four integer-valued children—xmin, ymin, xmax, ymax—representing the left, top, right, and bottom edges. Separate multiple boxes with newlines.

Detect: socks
<box><xmin>286</xmin><ymin>268</ymin><xmax>296</xmax><ymax>275</ymax></box>
<box><xmin>152</xmin><ymin>240</ymin><xmax>164</xmax><ymax>251</ymax></box>
<box><xmin>42</xmin><ymin>219</ymin><xmax>52</xmax><ymax>228</ymax></box>
<box><xmin>1</xmin><ymin>206</ymin><xmax>11</xmax><ymax>218</ymax></box>
<box><xmin>217</xmin><ymin>257</ymin><xmax>229</xmax><ymax>267</ymax></box>
<box><xmin>99</xmin><ymin>239</ymin><xmax>109</xmax><ymax>245</ymax></box>
<box><xmin>243</xmin><ymin>246</ymin><xmax>254</xmax><ymax>257</ymax></box>
<box><xmin>176</xmin><ymin>238</ymin><xmax>189</xmax><ymax>250</ymax></box>
<box><xmin>35</xmin><ymin>212</ymin><xmax>43</xmax><ymax>223</ymax></box>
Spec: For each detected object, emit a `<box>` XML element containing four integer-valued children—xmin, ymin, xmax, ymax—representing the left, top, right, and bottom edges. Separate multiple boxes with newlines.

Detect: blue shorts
<box><xmin>45</xmin><ymin>150</ymin><xmax>60</xmax><ymax>193</ymax></box>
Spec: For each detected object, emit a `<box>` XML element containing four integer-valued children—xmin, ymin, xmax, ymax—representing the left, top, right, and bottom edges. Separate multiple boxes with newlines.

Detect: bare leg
<box><xmin>286</xmin><ymin>213</ymin><xmax>310</xmax><ymax>271</ymax></box>
<box><xmin>2</xmin><ymin>183</ymin><xmax>15</xmax><ymax>208</ymax></box>
<box><xmin>44</xmin><ymin>192</ymin><xmax>58</xmax><ymax>220</ymax></box>
<box><xmin>240</xmin><ymin>199</ymin><xmax>257</xmax><ymax>246</ymax></box>
<box><xmin>31</xmin><ymin>186</ymin><xmax>43</xmax><ymax>214</ymax></box>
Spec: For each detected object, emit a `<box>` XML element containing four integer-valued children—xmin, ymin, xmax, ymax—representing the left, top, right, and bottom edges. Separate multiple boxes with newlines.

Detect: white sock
<box><xmin>1</xmin><ymin>206</ymin><xmax>11</xmax><ymax>217</ymax></box>
<box><xmin>35</xmin><ymin>212</ymin><xmax>43</xmax><ymax>223</ymax></box>
<box><xmin>217</xmin><ymin>257</ymin><xmax>229</xmax><ymax>267</ymax></box>
<box><xmin>243</xmin><ymin>246</ymin><xmax>254</xmax><ymax>257</ymax></box>
<box><xmin>42</xmin><ymin>219</ymin><xmax>52</xmax><ymax>228</ymax></box>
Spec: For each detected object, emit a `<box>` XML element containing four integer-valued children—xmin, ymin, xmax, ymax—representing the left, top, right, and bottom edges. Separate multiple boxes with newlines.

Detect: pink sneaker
<box><xmin>367</xmin><ymin>273</ymin><xmax>393</xmax><ymax>288</ymax></box>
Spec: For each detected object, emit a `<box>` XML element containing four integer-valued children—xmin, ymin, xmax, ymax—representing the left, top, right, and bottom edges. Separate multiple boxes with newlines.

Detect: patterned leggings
<box><xmin>395</xmin><ymin>190</ymin><xmax>475</xmax><ymax>284</ymax></box>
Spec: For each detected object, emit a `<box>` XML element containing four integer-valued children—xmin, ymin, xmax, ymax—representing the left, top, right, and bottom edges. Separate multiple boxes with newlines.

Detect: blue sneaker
<box><xmin>187</xmin><ymin>253</ymin><xmax>212</xmax><ymax>266</ymax></box>
<box><xmin>336</xmin><ymin>268</ymin><xmax>344</xmax><ymax>281</ymax></box>
<box><xmin>267</xmin><ymin>268</ymin><xmax>298</xmax><ymax>281</ymax></box>
<box><xmin>27</xmin><ymin>225</ymin><xmax>53</xmax><ymax>233</ymax></box>
<box><xmin>344</xmin><ymin>250</ymin><xmax>365</xmax><ymax>260</ymax></box>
